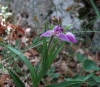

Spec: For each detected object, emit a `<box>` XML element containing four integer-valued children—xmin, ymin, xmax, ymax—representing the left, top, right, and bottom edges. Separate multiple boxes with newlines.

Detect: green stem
<box><xmin>73</xmin><ymin>31</ymin><xmax>100</xmax><ymax>33</ymax></box>
<box><xmin>48</xmin><ymin>36</ymin><xmax>54</xmax><ymax>51</ymax></box>
<box><xmin>90</xmin><ymin>0</ymin><xmax>100</xmax><ymax>17</ymax></box>
<box><xmin>37</xmin><ymin>42</ymin><xmax>65</xmax><ymax>83</ymax></box>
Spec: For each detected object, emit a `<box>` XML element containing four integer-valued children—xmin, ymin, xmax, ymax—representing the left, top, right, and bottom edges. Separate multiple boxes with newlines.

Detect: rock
<box><xmin>51</xmin><ymin>0</ymin><xmax>84</xmax><ymax>30</ymax></box>
<box><xmin>0</xmin><ymin>0</ymin><xmax>55</xmax><ymax>31</ymax></box>
<box><xmin>1</xmin><ymin>0</ymin><xmax>85</xmax><ymax>32</ymax></box>
<box><xmin>90</xmin><ymin>19</ymin><xmax>100</xmax><ymax>52</ymax></box>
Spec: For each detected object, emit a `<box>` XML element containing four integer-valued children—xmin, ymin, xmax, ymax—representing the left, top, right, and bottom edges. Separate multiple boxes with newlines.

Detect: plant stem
<box><xmin>90</xmin><ymin>0</ymin><xmax>100</xmax><ymax>17</ymax></box>
<box><xmin>73</xmin><ymin>31</ymin><xmax>100</xmax><ymax>33</ymax></box>
<box><xmin>48</xmin><ymin>36</ymin><xmax>54</xmax><ymax>51</ymax></box>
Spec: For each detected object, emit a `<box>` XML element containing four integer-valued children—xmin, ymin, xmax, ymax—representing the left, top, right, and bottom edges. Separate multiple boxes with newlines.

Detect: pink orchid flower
<box><xmin>40</xmin><ymin>25</ymin><xmax>77</xmax><ymax>43</ymax></box>
<box><xmin>65</xmin><ymin>32</ymin><xmax>77</xmax><ymax>44</ymax></box>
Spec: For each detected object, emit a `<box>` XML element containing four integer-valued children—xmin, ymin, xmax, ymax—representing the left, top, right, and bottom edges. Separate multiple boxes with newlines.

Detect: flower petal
<box><xmin>54</xmin><ymin>25</ymin><xmax>64</xmax><ymax>34</ymax></box>
<box><xmin>65</xmin><ymin>32</ymin><xmax>77</xmax><ymax>43</ymax></box>
<box><xmin>40</xmin><ymin>30</ymin><xmax>53</xmax><ymax>37</ymax></box>
<box><xmin>57</xmin><ymin>33</ymin><xmax>70</xmax><ymax>42</ymax></box>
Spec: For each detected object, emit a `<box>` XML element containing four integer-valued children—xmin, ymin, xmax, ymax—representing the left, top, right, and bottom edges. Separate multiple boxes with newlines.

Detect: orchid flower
<box><xmin>40</xmin><ymin>25</ymin><xmax>77</xmax><ymax>43</ymax></box>
<box><xmin>65</xmin><ymin>32</ymin><xmax>77</xmax><ymax>44</ymax></box>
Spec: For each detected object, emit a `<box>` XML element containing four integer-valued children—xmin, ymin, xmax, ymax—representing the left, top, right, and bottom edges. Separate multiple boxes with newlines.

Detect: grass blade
<box><xmin>47</xmin><ymin>42</ymin><xmax>65</xmax><ymax>65</ymax></box>
<box><xmin>8</xmin><ymin>69</ymin><xmax>25</xmax><ymax>87</ymax></box>
<box><xmin>42</xmin><ymin>38</ymin><xmax>48</xmax><ymax>70</ymax></box>
<box><xmin>45</xmin><ymin>81</ymin><xmax>83</xmax><ymax>87</ymax></box>
<box><xmin>90</xmin><ymin>0</ymin><xmax>100</xmax><ymax>17</ymax></box>
<box><xmin>37</xmin><ymin>42</ymin><xmax>65</xmax><ymax>82</ymax></box>
<box><xmin>48</xmin><ymin>39</ymin><xmax>58</xmax><ymax>56</ymax></box>
<box><xmin>0</xmin><ymin>43</ymin><xmax>38</xmax><ymax>87</ymax></box>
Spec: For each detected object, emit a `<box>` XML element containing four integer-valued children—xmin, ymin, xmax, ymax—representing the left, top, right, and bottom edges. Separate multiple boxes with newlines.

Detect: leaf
<box><xmin>83</xmin><ymin>60</ymin><xmax>100</xmax><ymax>72</ymax></box>
<box><xmin>44</xmin><ymin>19</ymin><xmax>49</xmax><ymax>32</ymax></box>
<box><xmin>47</xmin><ymin>42</ymin><xmax>65</xmax><ymax>67</ymax></box>
<box><xmin>66</xmin><ymin>75</ymin><xmax>84</xmax><ymax>82</ymax></box>
<box><xmin>50</xmin><ymin>25</ymin><xmax>54</xmax><ymax>30</ymax></box>
<box><xmin>8</xmin><ymin>69</ymin><xmax>25</xmax><ymax>87</ymax></box>
<box><xmin>15</xmin><ymin>39</ymin><xmax>20</xmax><ymax>49</ymax></box>
<box><xmin>42</xmin><ymin>38</ymin><xmax>48</xmax><ymax>70</ymax></box>
<box><xmin>52</xmin><ymin>73</ymin><xmax>60</xmax><ymax>78</ymax></box>
<box><xmin>66</xmin><ymin>73</ymin><xmax>94</xmax><ymax>82</ymax></box>
<box><xmin>32</xmin><ymin>37</ymin><xmax>43</xmax><ymax>53</ymax></box>
<box><xmin>47</xmin><ymin>66</ymin><xmax>55</xmax><ymax>75</ymax></box>
<box><xmin>0</xmin><ymin>43</ymin><xmax>38</xmax><ymax>87</ymax></box>
<box><xmin>90</xmin><ymin>0</ymin><xmax>100</xmax><ymax>17</ymax></box>
<box><xmin>83</xmin><ymin>73</ymin><xmax>94</xmax><ymax>81</ymax></box>
<box><xmin>48</xmin><ymin>39</ymin><xmax>58</xmax><ymax>56</ymax></box>
<box><xmin>32</xmin><ymin>36</ymin><xmax>41</xmax><ymax>44</ymax></box>
<box><xmin>76</xmin><ymin>52</ymin><xmax>86</xmax><ymax>62</ymax></box>
<box><xmin>92</xmin><ymin>75</ymin><xmax>100</xmax><ymax>83</ymax></box>
<box><xmin>9</xmin><ymin>46</ymin><xmax>38</xmax><ymax>87</ymax></box>
<box><xmin>24</xmin><ymin>38</ymin><xmax>50</xmax><ymax>52</ymax></box>
<box><xmin>37</xmin><ymin>42</ymin><xmax>65</xmax><ymax>82</ymax></box>
<box><xmin>65</xmin><ymin>24</ymin><xmax>72</xmax><ymax>31</ymax></box>
<box><xmin>0</xmin><ymin>62</ymin><xmax>3</xmax><ymax>68</ymax></box>
<box><xmin>45</xmin><ymin>81</ymin><xmax>83</xmax><ymax>87</ymax></box>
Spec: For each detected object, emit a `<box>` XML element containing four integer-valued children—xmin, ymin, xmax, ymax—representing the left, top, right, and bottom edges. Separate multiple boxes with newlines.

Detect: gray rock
<box><xmin>0</xmin><ymin>0</ymin><xmax>55</xmax><ymax>31</ymax></box>
<box><xmin>90</xmin><ymin>19</ymin><xmax>100</xmax><ymax>52</ymax></box>
<box><xmin>51</xmin><ymin>0</ymin><xmax>84</xmax><ymax>30</ymax></box>
<box><xmin>0</xmin><ymin>0</ymin><xmax>88</xmax><ymax>34</ymax></box>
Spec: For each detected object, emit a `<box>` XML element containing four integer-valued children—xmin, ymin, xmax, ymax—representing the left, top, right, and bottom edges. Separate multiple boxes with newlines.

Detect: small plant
<box><xmin>0</xmin><ymin>6</ymin><xmax>12</xmax><ymax>22</ymax></box>
<box><xmin>0</xmin><ymin>1</ymin><xmax>100</xmax><ymax>86</ymax></box>
<box><xmin>0</xmin><ymin>16</ymin><xmax>78</xmax><ymax>87</ymax></box>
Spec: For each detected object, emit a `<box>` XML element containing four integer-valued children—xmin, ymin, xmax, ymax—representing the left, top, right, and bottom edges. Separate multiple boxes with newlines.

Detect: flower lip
<box><xmin>54</xmin><ymin>25</ymin><xmax>64</xmax><ymax>34</ymax></box>
<box><xmin>57</xmin><ymin>33</ymin><xmax>70</xmax><ymax>42</ymax></box>
<box><xmin>65</xmin><ymin>32</ymin><xmax>77</xmax><ymax>44</ymax></box>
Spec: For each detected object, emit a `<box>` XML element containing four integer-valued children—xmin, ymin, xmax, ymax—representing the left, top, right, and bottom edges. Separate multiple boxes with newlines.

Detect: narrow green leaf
<box><xmin>0</xmin><ymin>63</ymin><xmax>3</xmax><ymax>68</ymax></box>
<box><xmin>90</xmin><ymin>0</ymin><xmax>100</xmax><ymax>17</ymax></box>
<box><xmin>44</xmin><ymin>19</ymin><xmax>49</xmax><ymax>32</ymax></box>
<box><xmin>50</xmin><ymin>25</ymin><xmax>54</xmax><ymax>30</ymax></box>
<box><xmin>42</xmin><ymin>38</ymin><xmax>48</xmax><ymax>69</ymax></box>
<box><xmin>83</xmin><ymin>60</ymin><xmax>100</xmax><ymax>72</ymax></box>
<box><xmin>24</xmin><ymin>38</ymin><xmax>50</xmax><ymax>52</ymax></box>
<box><xmin>15</xmin><ymin>39</ymin><xmax>20</xmax><ymax>49</ymax></box>
<box><xmin>48</xmin><ymin>39</ymin><xmax>58</xmax><ymax>56</ymax></box>
<box><xmin>48</xmin><ymin>42</ymin><xmax>65</xmax><ymax>65</ymax></box>
<box><xmin>24</xmin><ymin>40</ymin><xmax>43</xmax><ymax>52</ymax></box>
<box><xmin>37</xmin><ymin>42</ymin><xmax>65</xmax><ymax>82</ymax></box>
<box><xmin>66</xmin><ymin>73</ymin><xmax>94</xmax><ymax>82</ymax></box>
<box><xmin>93</xmin><ymin>75</ymin><xmax>100</xmax><ymax>83</ymax></box>
<box><xmin>45</xmin><ymin>81</ymin><xmax>83</xmax><ymax>87</ymax></box>
<box><xmin>9</xmin><ymin>47</ymin><xmax>38</xmax><ymax>87</ymax></box>
<box><xmin>8</xmin><ymin>69</ymin><xmax>25</xmax><ymax>87</ymax></box>
<box><xmin>0</xmin><ymin>43</ymin><xmax>38</xmax><ymax>87</ymax></box>
<box><xmin>32</xmin><ymin>36</ymin><xmax>40</xmax><ymax>44</ymax></box>
<box><xmin>65</xmin><ymin>24</ymin><xmax>72</xmax><ymax>31</ymax></box>
<box><xmin>83</xmin><ymin>73</ymin><xmax>94</xmax><ymax>81</ymax></box>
